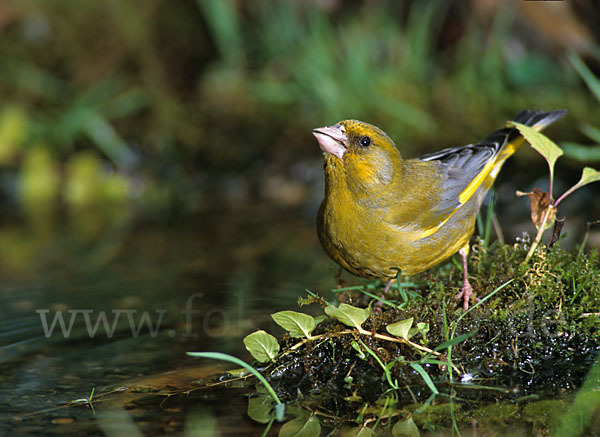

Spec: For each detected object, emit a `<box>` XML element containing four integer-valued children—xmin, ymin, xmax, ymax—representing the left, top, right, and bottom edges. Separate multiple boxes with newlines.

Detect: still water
<box><xmin>0</xmin><ymin>209</ymin><xmax>332</xmax><ymax>435</ymax></box>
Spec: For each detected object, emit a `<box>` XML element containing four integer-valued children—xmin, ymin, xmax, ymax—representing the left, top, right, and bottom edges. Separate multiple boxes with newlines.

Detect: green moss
<box><xmin>521</xmin><ymin>399</ymin><xmax>568</xmax><ymax>429</ymax></box>
<box><xmin>469</xmin><ymin>402</ymin><xmax>520</xmax><ymax>422</ymax></box>
<box><xmin>411</xmin><ymin>402</ymin><xmax>456</xmax><ymax>426</ymax></box>
<box><xmin>234</xmin><ymin>241</ymin><xmax>599</xmax><ymax>433</ymax></box>
<box><xmin>414</xmin><ymin>241</ymin><xmax>599</xmax><ymax>393</ymax></box>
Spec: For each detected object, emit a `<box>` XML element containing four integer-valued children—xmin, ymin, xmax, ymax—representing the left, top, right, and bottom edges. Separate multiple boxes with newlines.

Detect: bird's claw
<box><xmin>454</xmin><ymin>281</ymin><xmax>480</xmax><ymax>311</ymax></box>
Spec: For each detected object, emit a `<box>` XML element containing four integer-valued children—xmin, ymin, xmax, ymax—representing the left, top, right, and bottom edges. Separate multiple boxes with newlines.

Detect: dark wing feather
<box><xmin>417</xmin><ymin>109</ymin><xmax>567</xmax><ymax>224</ymax></box>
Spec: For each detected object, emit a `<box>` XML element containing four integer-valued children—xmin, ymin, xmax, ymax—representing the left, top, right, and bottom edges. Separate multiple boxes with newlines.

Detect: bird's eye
<box><xmin>359</xmin><ymin>136</ymin><xmax>371</xmax><ymax>147</ymax></box>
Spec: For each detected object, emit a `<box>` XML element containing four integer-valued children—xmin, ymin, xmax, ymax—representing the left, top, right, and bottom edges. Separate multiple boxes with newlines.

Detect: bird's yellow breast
<box><xmin>317</xmin><ymin>156</ymin><xmax>478</xmax><ymax>278</ymax></box>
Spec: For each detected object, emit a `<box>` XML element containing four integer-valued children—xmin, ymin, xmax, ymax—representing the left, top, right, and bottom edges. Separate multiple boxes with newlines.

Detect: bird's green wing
<box><xmin>415</xmin><ymin>109</ymin><xmax>567</xmax><ymax>238</ymax></box>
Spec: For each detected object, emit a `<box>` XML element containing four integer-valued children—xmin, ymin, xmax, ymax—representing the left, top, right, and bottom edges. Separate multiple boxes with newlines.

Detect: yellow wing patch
<box><xmin>418</xmin><ymin>210</ymin><xmax>456</xmax><ymax>239</ymax></box>
<box><xmin>419</xmin><ymin>139</ymin><xmax>524</xmax><ymax>240</ymax></box>
<box><xmin>417</xmin><ymin>118</ymin><xmax>552</xmax><ymax>241</ymax></box>
<box><xmin>458</xmin><ymin>141</ymin><xmax>519</xmax><ymax>204</ymax></box>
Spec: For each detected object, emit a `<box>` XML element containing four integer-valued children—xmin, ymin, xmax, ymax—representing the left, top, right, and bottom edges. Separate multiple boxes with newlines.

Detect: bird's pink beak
<box><xmin>312</xmin><ymin>124</ymin><xmax>347</xmax><ymax>160</ymax></box>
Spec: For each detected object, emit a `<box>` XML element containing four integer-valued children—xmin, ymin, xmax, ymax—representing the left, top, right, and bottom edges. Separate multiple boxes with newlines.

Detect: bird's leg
<box><xmin>383</xmin><ymin>278</ymin><xmax>394</xmax><ymax>295</ymax></box>
<box><xmin>373</xmin><ymin>278</ymin><xmax>394</xmax><ymax>312</ymax></box>
<box><xmin>454</xmin><ymin>245</ymin><xmax>480</xmax><ymax>310</ymax></box>
<box><xmin>335</xmin><ymin>266</ymin><xmax>345</xmax><ymax>288</ymax></box>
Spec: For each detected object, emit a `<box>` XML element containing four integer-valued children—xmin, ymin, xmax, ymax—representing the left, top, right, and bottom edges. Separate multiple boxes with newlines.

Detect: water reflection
<box><xmin>0</xmin><ymin>207</ymin><xmax>331</xmax><ymax>435</ymax></box>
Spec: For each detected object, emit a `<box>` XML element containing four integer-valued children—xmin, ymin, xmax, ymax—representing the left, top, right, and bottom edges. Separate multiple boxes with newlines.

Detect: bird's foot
<box><xmin>373</xmin><ymin>302</ymin><xmax>383</xmax><ymax>313</ymax></box>
<box><xmin>454</xmin><ymin>281</ymin><xmax>480</xmax><ymax>311</ymax></box>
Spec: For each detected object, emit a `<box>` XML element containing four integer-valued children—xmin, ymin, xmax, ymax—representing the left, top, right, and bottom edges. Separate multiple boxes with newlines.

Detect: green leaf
<box><xmin>410</xmin><ymin>363</ymin><xmax>439</xmax><ymax>394</ymax></box>
<box><xmin>576</xmin><ymin>167</ymin><xmax>600</xmax><ymax>187</ymax></box>
<box><xmin>409</xmin><ymin>322</ymin><xmax>430</xmax><ymax>342</ymax></box>
<box><xmin>386</xmin><ymin>317</ymin><xmax>414</xmax><ymax>340</ymax></box>
<box><xmin>416</xmin><ymin>322</ymin><xmax>429</xmax><ymax>336</ymax></box>
<box><xmin>324</xmin><ymin>304</ymin><xmax>370</xmax><ymax>329</ymax></box>
<box><xmin>580</xmin><ymin>123</ymin><xmax>600</xmax><ymax>144</ymax></box>
<box><xmin>509</xmin><ymin>121</ymin><xmax>563</xmax><ymax>182</ymax></box>
<box><xmin>354</xmin><ymin>426</ymin><xmax>376</xmax><ymax>436</ymax></box>
<box><xmin>279</xmin><ymin>414</ymin><xmax>321</xmax><ymax>437</ymax></box>
<box><xmin>224</xmin><ymin>368</ymin><xmax>250</xmax><ymax>378</ymax></box>
<box><xmin>351</xmin><ymin>341</ymin><xmax>367</xmax><ymax>360</ymax></box>
<box><xmin>554</xmin><ymin>355</ymin><xmax>600</xmax><ymax>437</ymax></box>
<box><xmin>80</xmin><ymin>109</ymin><xmax>137</xmax><ymax>169</ymax></box>
<box><xmin>313</xmin><ymin>315</ymin><xmax>327</xmax><ymax>326</ymax></box>
<box><xmin>434</xmin><ymin>331</ymin><xmax>476</xmax><ymax>351</ymax></box>
<box><xmin>271</xmin><ymin>311</ymin><xmax>316</xmax><ymax>338</ymax></box>
<box><xmin>247</xmin><ymin>395</ymin><xmax>273</xmax><ymax>424</ymax></box>
<box><xmin>562</xmin><ymin>142</ymin><xmax>600</xmax><ymax>163</ymax></box>
<box><xmin>339</xmin><ymin>425</ymin><xmax>375</xmax><ymax>436</ymax></box>
<box><xmin>243</xmin><ymin>330</ymin><xmax>280</xmax><ymax>363</ymax></box>
<box><xmin>196</xmin><ymin>0</ymin><xmax>242</xmax><ymax>63</ymax></box>
<box><xmin>569</xmin><ymin>51</ymin><xmax>600</xmax><ymax>104</ymax></box>
<box><xmin>392</xmin><ymin>417</ymin><xmax>420</xmax><ymax>437</ymax></box>
<box><xmin>555</xmin><ymin>167</ymin><xmax>600</xmax><ymax>206</ymax></box>
<box><xmin>419</xmin><ymin>358</ymin><xmax>453</xmax><ymax>367</ymax></box>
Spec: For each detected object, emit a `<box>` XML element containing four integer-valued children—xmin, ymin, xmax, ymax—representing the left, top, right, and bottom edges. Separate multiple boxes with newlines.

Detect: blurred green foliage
<box><xmin>0</xmin><ymin>0</ymin><xmax>598</xmax><ymax>241</ymax></box>
<box><xmin>561</xmin><ymin>52</ymin><xmax>600</xmax><ymax>162</ymax></box>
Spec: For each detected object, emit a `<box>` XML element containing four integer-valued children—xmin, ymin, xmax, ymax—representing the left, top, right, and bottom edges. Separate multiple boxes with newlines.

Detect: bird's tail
<box><xmin>486</xmin><ymin>109</ymin><xmax>567</xmax><ymax>182</ymax></box>
<box><xmin>494</xmin><ymin>109</ymin><xmax>566</xmax><ymax>159</ymax></box>
<box><xmin>512</xmin><ymin>109</ymin><xmax>567</xmax><ymax>132</ymax></box>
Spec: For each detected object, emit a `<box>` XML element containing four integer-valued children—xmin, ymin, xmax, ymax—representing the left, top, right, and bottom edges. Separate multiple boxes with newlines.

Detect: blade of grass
<box><xmin>187</xmin><ymin>351</ymin><xmax>283</xmax><ymax>414</ymax></box>
<box><xmin>410</xmin><ymin>363</ymin><xmax>439</xmax><ymax>395</ymax></box>
<box><xmin>357</xmin><ymin>339</ymin><xmax>398</xmax><ymax>389</ymax></box>
<box><xmin>568</xmin><ymin>51</ymin><xmax>600</xmax><ymax>103</ymax></box>
<box><xmin>196</xmin><ymin>0</ymin><xmax>242</xmax><ymax>64</ymax></box>
<box><xmin>434</xmin><ymin>331</ymin><xmax>476</xmax><ymax>352</ymax></box>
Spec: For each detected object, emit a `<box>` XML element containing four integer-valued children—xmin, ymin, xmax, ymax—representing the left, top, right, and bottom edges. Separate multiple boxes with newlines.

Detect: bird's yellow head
<box><xmin>313</xmin><ymin>120</ymin><xmax>403</xmax><ymax>193</ymax></box>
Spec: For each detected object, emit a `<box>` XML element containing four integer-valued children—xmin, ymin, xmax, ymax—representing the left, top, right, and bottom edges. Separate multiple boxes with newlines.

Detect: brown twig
<box><xmin>284</xmin><ymin>327</ymin><xmax>463</xmax><ymax>376</ymax></box>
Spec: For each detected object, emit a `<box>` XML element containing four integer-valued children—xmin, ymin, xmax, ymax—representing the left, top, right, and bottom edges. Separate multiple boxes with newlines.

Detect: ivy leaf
<box><xmin>410</xmin><ymin>322</ymin><xmax>430</xmax><ymax>341</ymax></box>
<box><xmin>324</xmin><ymin>304</ymin><xmax>370</xmax><ymax>329</ymax></box>
<box><xmin>355</xmin><ymin>426</ymin><xmax>376</xmax><ymax>437</ymax></box>
<box><xmin>392</xmin><ymin>417</ymin><xmax>420</xmax><ymax>437</ymax></box>
<box><xmin>279</xmin><ymin>414</ymin><xmax>321</xmax><ymax>437</ymax></box>
<box><xmin>247</xmin><ymin>395</ymin><xmax>274</xmax><ymax>424</ymax></box>
<box><xmin>386</xmin><ymin>317</ymin><xmax>414</xmax><ymax>340</ymax></box>
<box><xmin>271</xmin><ymin>311</ymin><xmax>316</xmax><ymax>338</ymax></box>
<box><xmin>416</xmin><ymin>322</ymin><xmax>429</xmax><ymax>335</ymax></box>
<box><xmin>342</xmin><ymin>425</ymin><xmax>375</xmax><ymax>436</ymax></box>
<box><xmin>508</xmin><ymin>121</ymin><xmax>563</xmax><ymax>183</ymax></box>
<box><xmin>313</xmin><ymin>315</ymin><xmax>327</xmax><ymax>326</ymax></box>
<box><xmin>243</xmin><ymin>330</ymin><xmax>279</xmax><ymax>363</ymax></box>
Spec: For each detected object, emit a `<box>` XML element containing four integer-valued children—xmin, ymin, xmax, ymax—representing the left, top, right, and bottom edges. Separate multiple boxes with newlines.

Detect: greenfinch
<box><xmin>313</xmin><ymin>110</ymin><xmax>566</xmax><ymax>309</ymax></box>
